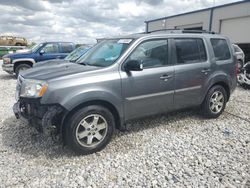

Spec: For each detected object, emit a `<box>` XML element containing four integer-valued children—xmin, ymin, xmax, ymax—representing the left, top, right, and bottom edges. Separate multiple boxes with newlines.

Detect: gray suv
<box><xmin>13</xmin><ymin>31</ymin><xmax>237</xmax><ymax>154</ymax></box>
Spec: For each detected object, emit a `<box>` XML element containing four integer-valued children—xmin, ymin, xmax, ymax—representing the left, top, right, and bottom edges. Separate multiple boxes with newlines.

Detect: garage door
<box><xmin>220</xmin><ymin>16</ymin><xmax>250</xmax><ymax>43</ymax></box>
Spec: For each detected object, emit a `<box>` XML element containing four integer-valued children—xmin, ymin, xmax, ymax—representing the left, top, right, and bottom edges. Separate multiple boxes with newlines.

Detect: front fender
<box><xmin>41</xmin><ymin>88</ymin><xmax>123</xmax><ymax>119</ymax></box>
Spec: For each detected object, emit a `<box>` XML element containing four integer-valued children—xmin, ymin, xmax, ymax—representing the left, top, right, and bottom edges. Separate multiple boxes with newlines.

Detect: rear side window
<box><xmin>211</xmin><ymin>39</ymin><xmax>231</xmax><ymax>61</ymax></box>
<box><xmin>61</xmin><ymin>43</ymin><xmax>74</xmax><ymax>53</ymax></box>
<box><xmin>174</xmin><ymin>38</ymin><xmax>207</xmax><ymax>64</ymax></box>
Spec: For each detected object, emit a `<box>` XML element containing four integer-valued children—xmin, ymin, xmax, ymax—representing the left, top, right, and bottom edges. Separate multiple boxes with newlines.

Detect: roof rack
<box><xmin>146</xmin><ymin>29</ymin><xmax>216</xmax><ymax>34</ymax></box>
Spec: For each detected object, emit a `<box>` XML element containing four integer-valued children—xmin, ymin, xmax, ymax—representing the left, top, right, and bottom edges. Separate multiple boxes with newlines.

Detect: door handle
<box><xmin>201</xmin><ymin>68</ymin><xmax>211</xmax><ymax>74</ymax></box>
<box><xmin>160</xmin><ymin>74</ymin><xmax>172</xmax><ymax>81</ymax></box>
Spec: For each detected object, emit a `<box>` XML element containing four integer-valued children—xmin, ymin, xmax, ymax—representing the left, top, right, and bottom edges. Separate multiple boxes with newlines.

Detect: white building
<box><xmin>145</xmin><ymin>0</ymin><xmax>250</xmax><ymax>61</ymax></box>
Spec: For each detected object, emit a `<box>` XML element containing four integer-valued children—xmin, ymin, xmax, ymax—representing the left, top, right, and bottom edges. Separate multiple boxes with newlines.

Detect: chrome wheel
<box><xmin>209</xmin><ymin>91</ymin><xmax>224</xmax><ymax>113</ymax></box>
<box><xmin>76</xmin><ymin>114</ymin><xmax>108</xmax><ymax>147</ymax></box>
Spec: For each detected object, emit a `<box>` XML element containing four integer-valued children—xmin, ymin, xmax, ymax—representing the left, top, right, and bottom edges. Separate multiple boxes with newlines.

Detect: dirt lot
<box><xmin>0</xmin><ymin>62</ymin><xmax>249</xmax><ymax>187</ymax></box>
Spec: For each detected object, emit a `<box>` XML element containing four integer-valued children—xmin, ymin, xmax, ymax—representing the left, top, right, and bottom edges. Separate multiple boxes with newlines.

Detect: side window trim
<box><xmin>122</xmin><ymin>38</ymin><xmax>171</xmax><ymax>70</ymax></box>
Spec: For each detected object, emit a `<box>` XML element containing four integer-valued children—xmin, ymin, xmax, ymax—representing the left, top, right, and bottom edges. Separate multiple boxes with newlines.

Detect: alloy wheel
<box><xmin>209</xmin><ymin>91</ymin><xmax>224</xmax><ymax>113</ymax></box>
<box><xmin>75</xmin><ymin>114</ymin><xmax>108</xmax><ymax>147</ymax></box>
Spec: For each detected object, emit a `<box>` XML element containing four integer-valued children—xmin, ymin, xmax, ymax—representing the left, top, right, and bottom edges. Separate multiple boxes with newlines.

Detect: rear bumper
<box><xmin>2</xmin><ymin>63</ymin><xmax>14</xmax><ymax>74</ymax></box>
<box><xmin>13</xmin><ymin>99</ymin><xmax>64</xmax><ymax>134</ymax></box>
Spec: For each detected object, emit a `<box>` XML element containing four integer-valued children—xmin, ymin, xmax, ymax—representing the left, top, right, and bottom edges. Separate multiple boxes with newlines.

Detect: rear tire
<box><xmin>65</xmin><ymin>105</ymin><xmax>115</xmax><ymax>155</ymax></box>
<box><xmin>201</xmin><ymin>85</ymin><xmax>227</xmax><ymax>118</ymax></box>
<box><xmin>15</xmin><ymin>64</ymin><xmax>31</xmax><ymax>78</ymax></box>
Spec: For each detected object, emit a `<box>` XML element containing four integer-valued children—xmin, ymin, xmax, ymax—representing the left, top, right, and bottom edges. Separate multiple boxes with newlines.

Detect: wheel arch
<box><xmin>13</xmin><ymin>60</ymin><xmax>34</xmax><ymax>72</ymax></box>
<box><xmin>61</xmin><ymin>99</ymin><xmax>122</xmax><ymax>142</ymax></box>
<box><xmin>206</xmin><ymin>81</ymin><xmax>230</xmax><ymax>102</ymax></box>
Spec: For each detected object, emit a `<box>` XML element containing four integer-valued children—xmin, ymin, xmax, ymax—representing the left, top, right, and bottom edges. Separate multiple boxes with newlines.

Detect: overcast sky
<box><xmin>0</xmin><ymin>0</ymin><xmax>241</xmax><ymax>44</ymax></box>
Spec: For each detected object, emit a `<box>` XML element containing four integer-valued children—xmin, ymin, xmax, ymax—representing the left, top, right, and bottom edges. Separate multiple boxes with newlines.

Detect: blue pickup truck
<box><xmin>2</xmin><ymin>42</ymin><xmax>75</xmax><ymax>77</ymax></box>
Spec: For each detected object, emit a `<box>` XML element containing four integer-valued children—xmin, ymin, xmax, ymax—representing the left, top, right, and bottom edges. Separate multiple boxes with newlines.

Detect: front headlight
<box><xmin>20</xmin><ymin>79</ymin><xmax>48</xmax><ymax>98</ymax></box>
<box><xmin>3</xmin><ymin>57</ymin><xmax>11</xmax><ymax>64</ymax></box>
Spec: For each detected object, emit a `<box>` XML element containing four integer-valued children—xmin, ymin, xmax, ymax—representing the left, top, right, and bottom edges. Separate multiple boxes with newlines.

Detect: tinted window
<box><xmin>175</xmin><ymin>38</ymin><xmax>207</xmax><ymax>64</ymax></box>
<box><xmin>211</xmin><ymin>39</ymin><xmax>231</xmax><ymax>60</ymax></box>
<box><xmin>43</xmin><ymin>43</ymin><xmax>59</xmax><ymax>53</ymax></box>
<box><xmin>61</xmin><ymin>43</ymin><xmax>74</xmax><ymax>53</ymax></box>
<box><xmin>128</xmin><ymin>40</ymin><xmax>168</xmax><ymax>68</ymax></box>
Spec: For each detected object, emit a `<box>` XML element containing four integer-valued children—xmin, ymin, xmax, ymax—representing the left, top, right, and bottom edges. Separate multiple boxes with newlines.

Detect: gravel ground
<box><xmin>0</xmin><ymin>61</ymin><xmax>249</xmax><ymax>187</ymax></box>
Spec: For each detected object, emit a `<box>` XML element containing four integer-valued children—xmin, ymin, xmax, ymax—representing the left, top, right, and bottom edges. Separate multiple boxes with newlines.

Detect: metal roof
<box><xmin>145</xmin><ymin>0</ymin><xmax>249</xmax><ymax>23</ymax></box>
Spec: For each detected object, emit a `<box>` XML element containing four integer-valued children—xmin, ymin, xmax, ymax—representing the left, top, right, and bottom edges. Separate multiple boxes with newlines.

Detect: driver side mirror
<box><xmin>39</xmin><ymin>50</ymin><xmax>45</xmax><ymax>55</ymax></box>
<box><xmin>124</xmin><ymin>60</ymin><xmax>143</xmax><ymax>71</ymax></box>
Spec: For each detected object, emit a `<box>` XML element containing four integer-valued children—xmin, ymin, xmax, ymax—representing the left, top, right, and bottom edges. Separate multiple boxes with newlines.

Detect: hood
<box><xmin>20</xmin><ymin>63</ymin><xmax>101</xmax><ymax>80</ymax></box>
<box><xmin>33</xmin><ymin>59</ymin><xmax>70</xmax><ymax>68</ymax></box>
<box><xmin>4</xmin><ymin>51</ymin><xmax>33</xmax><ymax>58</ymax></box>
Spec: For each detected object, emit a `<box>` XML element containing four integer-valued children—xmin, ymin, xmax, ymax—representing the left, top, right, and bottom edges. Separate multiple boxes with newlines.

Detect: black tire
<box><xmin>201</xmin><ymin>85</ymin><xmax>227</xmax><ymax>118</ymax></box>
<box><xmin>15</xmin><ymin>64</ymin><xmax>31</xmax><ymax>78</ymax></box>
<box><xmin>65</xmin><ymin>105</ymin><xmax>115</xmax><ymax>155</ymax></box>
<box><xmin>15</xmin><ymin>43</ymin><xmax>22</xmax><ymax>46</ymax></box>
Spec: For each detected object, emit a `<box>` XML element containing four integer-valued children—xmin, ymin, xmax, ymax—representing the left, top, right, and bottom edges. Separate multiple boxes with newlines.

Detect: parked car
<box><xmin>2</xmin><ymin>42</ymin><xmax>75</xmax><ymax>77</ymax></box>
<box><xmin>33</xmin><ymin>45</ymin><xmax>91</xmax><ymax>68</ymax></box>
<box><xmin>0</xmin><ymin>36</ymin><xmax>28</xmax><ymax>46</ymax></box>
<box><xmin>13</xmin><ymin>31</ymin><xmax>237</xmax><ymax>154</ymax></box>
<box><xmin>232</xmin><ymin>44</ymin><xmax>245</xmax><ymax>69</ymax></box>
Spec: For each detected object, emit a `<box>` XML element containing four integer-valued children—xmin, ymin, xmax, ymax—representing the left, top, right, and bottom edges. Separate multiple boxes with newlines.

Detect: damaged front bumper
<box><xmin>13</xmin><ymin>98</ymin><xmax>64</xmax><ymax>135</ymax></box>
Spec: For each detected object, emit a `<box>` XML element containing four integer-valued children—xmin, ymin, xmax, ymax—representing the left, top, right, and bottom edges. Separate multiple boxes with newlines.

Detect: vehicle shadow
<box><xmin>0</xmin><ymin>73</ymin><xmax>16</xmax><ymax>80</ymax></box>
<box><xmin>1</xmin><ymin>108</ymin><xmax>202</xmax><ymax>158</ymax></box>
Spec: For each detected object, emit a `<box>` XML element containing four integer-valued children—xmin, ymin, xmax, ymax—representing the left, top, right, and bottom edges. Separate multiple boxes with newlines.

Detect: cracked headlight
<box><xmin>20</xmin><ymin>79</ymin><xmax>48</xmax><ymax>98</ymax></box>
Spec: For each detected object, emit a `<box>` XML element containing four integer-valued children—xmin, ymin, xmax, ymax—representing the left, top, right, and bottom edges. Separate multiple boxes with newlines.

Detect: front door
<box><xmin>36</xmin><ymin>43</ymin><xmax>62</xmax><ymax>62</ymax></box>
<box><xmin>120</xmin><ymin>39</ymin><xmax>175</xmax><ymax>121</ymax></box>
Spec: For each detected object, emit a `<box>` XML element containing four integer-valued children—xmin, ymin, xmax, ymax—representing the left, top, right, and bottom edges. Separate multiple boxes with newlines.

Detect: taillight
<box><xmin>236</xmin><ymin>62</ymin><xmax>240</xmax><ymax>75</ymax></box>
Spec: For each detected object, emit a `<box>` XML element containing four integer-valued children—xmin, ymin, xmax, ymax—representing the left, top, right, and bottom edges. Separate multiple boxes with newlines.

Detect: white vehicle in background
<box><xmin>232</xmin><ymin>44</ymin><xmax>245</xmax><ymax>70</ymax></box>
<box><xmin>238</xmin><ymin>62</ymin><xmax>250</xmax><ymax>89</ymax></box>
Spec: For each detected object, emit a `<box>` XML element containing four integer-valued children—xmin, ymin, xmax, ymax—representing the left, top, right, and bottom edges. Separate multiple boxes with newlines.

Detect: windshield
<box><xmin>76</xmin><ymin>39</ymin><xmax>132</xmax><ymax>67</ymax></box>
<box><xmin>65</xmin><ymin>46</ymin><xmax>90</xmax><ymax>62</ymax></box>
<box><xmin>31</xmin><ymin>43</ymin><xmax>43</xmax><ymax>52</ymax></box>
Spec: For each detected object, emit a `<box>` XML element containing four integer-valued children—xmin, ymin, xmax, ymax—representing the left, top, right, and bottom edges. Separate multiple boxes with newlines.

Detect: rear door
<box><xmin>173</xmin><ymin>37</ymin><xmax>210</xmax><ymax>109</ymax></box>
<box><xmin>120</xmin><ymin>39</ymin><xmax>175</xmax><ymax>120</ymax></box>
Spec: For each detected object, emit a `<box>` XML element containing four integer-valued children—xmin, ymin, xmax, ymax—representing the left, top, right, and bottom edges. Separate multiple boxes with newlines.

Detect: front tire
<box><xmin>15</xmin><ymin>64</ymin><xmax>31</xmax><ymax>78</ymax></box>
<box><xmin>65</xmin><ymin>105</ymin><xmax>115</xmax><ymax>155</ymax></box>
<box><xmin>202</xmin><ymin>85</ymin><xmax>227</xmax><ymax>118</ymax></box>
